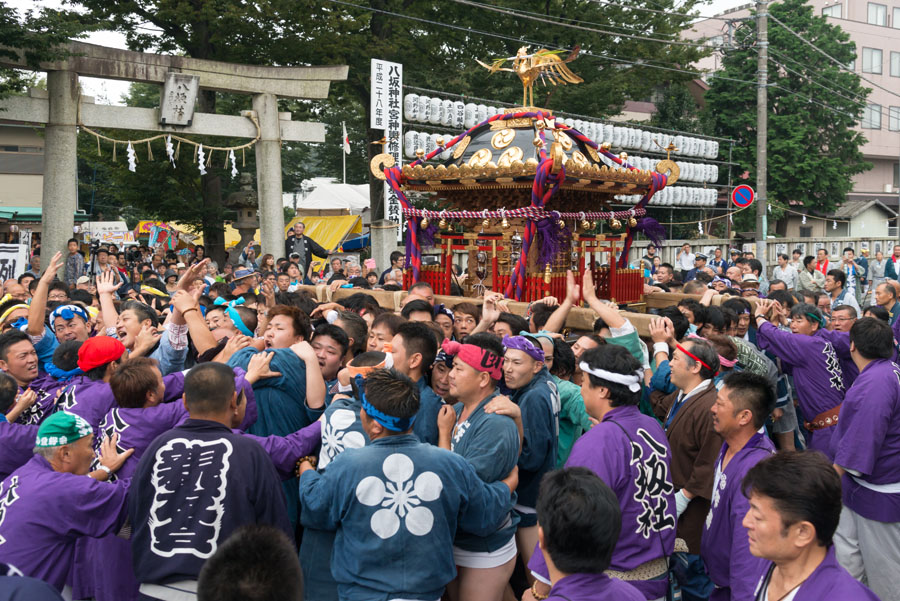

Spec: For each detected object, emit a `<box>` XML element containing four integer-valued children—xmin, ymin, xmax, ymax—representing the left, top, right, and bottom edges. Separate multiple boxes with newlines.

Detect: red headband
<box><xmin>441</xmin><ymin>339</ymin><xmax>503</xmax><ymax>380</ymax></box>
<box><xmin>676</xmin><ymin>343</ymin><xmax>717</xmax><ymax>374</ymax></box>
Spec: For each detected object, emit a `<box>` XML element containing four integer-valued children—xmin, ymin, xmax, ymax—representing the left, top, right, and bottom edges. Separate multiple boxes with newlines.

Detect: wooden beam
<box><xmin>0</xmin><ymin>41</ymin><xmax>349</xmax><ymax>98</ymax></box>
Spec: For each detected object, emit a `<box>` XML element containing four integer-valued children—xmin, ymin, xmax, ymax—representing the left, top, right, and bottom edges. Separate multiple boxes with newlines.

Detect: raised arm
<box><xmin>96</xmin><ymin>269</ymin><xmax>121</xmax><ymax>332</ymax></box>
<box><xmin>581</xmin><ymin>269</ymin><xmax>625</xmax><ymax>329</ymax></box>
<box><xmin>543</xmin><ymin>270</ymin><xmax>578</xmax><ymax>334</ymax></box>
<box><xmin>170</xmin><ymin>289</ymin><xmax>216</xmax><ymax>355</ymax></box>
<box><xmin>26</xmin><ymin>251</ymin><xmax>63</xmax><ymax>336</ymax></box>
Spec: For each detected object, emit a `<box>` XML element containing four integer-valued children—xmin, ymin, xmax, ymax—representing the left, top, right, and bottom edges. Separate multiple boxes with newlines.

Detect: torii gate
<box><xmin>0</xmin><ymin>41</ymin><xmax>348</xmax><ymax>260</ymax></box>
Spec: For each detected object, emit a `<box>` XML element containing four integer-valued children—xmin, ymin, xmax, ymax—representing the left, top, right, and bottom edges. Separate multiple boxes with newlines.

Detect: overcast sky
<box><xmin>7</xmin><ymin>0</ymin><xmax>751</xmax><ymax>104</ymax></box>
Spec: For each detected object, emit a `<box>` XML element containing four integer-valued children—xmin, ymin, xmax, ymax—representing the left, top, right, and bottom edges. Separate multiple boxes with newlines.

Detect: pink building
<box><xmin>686</xmin><ymin>1</ymin><xmax>900</xmax><ymax>211</ymax></box>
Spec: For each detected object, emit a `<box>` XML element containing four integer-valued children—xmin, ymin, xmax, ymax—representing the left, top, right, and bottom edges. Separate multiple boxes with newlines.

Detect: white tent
<box><xmin>283</xmin><ymin>180</ymin><xmax>370</xmax><ymax>214</ymax></box>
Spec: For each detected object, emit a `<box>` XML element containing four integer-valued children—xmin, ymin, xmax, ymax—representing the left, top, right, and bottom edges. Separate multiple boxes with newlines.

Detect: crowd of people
<box><xmin>0</xmin><ymin>230</ymin><xmax>896</xmax><ymax>601</ymax></box>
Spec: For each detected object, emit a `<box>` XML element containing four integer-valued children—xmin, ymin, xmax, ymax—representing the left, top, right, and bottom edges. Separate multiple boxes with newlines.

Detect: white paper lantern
<box><xmin>404</xmin><ymin>94</ymin><xmax>419</xmax><ymax>122</ymax></box>
<box><xmin>417</xmin><ymin>96</ymin><xmax>430</xmax><ymax>123</ymax></box>
<box><xmin>464</xmin><ymin>103</ymin><xmax>477</xmax><ymax>128</ymax></box>
<box><xmin>429</xmin><ymin>98</ymin><xmax>442</xmax><ymax>125</ymax></box>
<box><xmin>404</xmin><ymin>132</ymin><xmax>417</xmax><ymax>158</ymax></box>
<box><xmin>453</xmin><ymin>101</ymin><xmax>465</xmax><ymax>129</ymax></box>
<box><xmin>612</xmin><ymin>127</ymin><xmax>623</xmax><ymax>147</ymax></box>
<box><xmin>476</xmin><ymin>104</ymin><xmax>488</xmax><ymax>124</ymax></box>
<box><xmin>425</xmin><ymin>133</ymin><xmax>438</xmax><ymax>156</ymax></box>
<box><xmin>441</xmin><ymin>100</ymin><xmax>454</xmax><ymax>126</ymax></box>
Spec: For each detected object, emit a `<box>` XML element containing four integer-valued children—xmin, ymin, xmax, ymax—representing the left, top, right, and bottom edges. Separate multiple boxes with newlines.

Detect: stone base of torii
<box><xmin>0</xmin><ymin>40</ymin><xmax>348</xmax><ymax>261</ymax></box>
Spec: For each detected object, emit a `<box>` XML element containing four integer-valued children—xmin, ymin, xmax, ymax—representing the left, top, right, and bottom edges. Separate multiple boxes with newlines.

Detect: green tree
<box><xmin>703</xmin><ymin>0</ymin><xmax>870</xmax><ymax>233</ymax></box>
<box><xmin>0</xmin><ymin>3</ymin><xmax>91</xmax><ymax>100</ymax></box>
<box><xmin>650</xmin><ymin>82</ymin><xmax>713</xmax><ymax>135</ymax></box>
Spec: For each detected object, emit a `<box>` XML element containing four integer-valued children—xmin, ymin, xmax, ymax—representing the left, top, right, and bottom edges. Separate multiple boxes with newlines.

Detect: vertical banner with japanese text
<box><xmin>371</xmin><ymin>59</ymin><xmax>403</xmax><ymax>242</ymax></box>
<box><xmin>0</xmin><ymin>244</ymin><xmax>28</xmax><ymax>280</ymax></box>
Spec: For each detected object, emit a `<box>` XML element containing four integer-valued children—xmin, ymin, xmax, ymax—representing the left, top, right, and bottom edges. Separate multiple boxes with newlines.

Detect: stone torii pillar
<box><xmin>252</xmin><ymin>93</ymin><xmax>284</xmax><ymax>262</ymax></box>
<box><xmin>0</xmin><ymin>41</ymin><xmax>348</xmax><ymax>261</ymax></box>
<box><xmin>42</xmin><ymin>71</ymin><xmax>79</xmax><ymax>260</ymax></box>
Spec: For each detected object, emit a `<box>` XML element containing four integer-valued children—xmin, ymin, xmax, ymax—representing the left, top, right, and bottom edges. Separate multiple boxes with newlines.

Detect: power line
<box><xmin>768</xmin><ymin>14</ymin><xmax>900</xmax><ymax>99</ymax></box>
<box><xmin>447</xmin><ymin>0</ymin><xmax>712</xmax><ymax>48</ymax></box>
<box><xmin>325</xmin><ymin>0</ymin><xmax>739</xmax><ymax>82</ymax></box>
<box><xmin>766</xmin><ymin>47</ymin><xmax>868</xmax><ymax>104</ymax></box>
<box><xmin>584</xmin><ymin>0</ymin><xmax>734</xmax><ymax>23</ymax></box>
<box><xmin>767</xmin><ymin>57</ymin><xmax>866</xmax><ymax>110</ymax></box>
<box><xmin>438</xmin><ymin>1</ymin><xmax>698</xmax><ymax>40</ymax></box>
<box><xmin>327</xmin><ymin>0</ymin><xmax>869</xmax><ymax>124</ymax></box>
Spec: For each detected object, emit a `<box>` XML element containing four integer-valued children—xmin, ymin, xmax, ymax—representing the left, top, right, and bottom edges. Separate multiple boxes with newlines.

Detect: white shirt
<box><xmin>678</xmin><ymin>251</ymin><xmax>696</xmax><ymax>271</ymax></box>
<box><xmin>773</xmin><ymin>264</ymin><xmax>799</xmax><ymax>290</ymax></box>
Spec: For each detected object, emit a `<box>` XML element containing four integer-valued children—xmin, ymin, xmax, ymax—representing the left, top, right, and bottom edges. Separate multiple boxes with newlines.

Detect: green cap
<box><xmin>35</xmin><ymin>411</ymin><xmax>93</xmax><ymax>448</ymax></box>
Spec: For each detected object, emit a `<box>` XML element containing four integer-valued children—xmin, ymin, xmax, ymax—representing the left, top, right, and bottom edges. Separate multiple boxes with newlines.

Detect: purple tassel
<box><xmin>635</xmin><ymin>217</ymin><xmax>666</xmax><ymax>248</ymax></box>
<box><xmin>417</xmin><ymin>221</ymin><xmax>440</xmax><ymax>249</ymax></box>
<box><xmin>536</xmin><ymin>216</ymin><xmax>572</xmax><ymax>267</ymax></box>
<box><xmin>404</xmin><ymin>222</ymin><xmax>413</xmax><ymax>268</ymax></box>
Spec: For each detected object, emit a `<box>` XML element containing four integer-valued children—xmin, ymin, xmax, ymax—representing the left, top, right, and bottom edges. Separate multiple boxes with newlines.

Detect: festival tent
<box><xmin>181</xmin><ymin>215</ymin><xmax>363</xmax><ymax>268</ymax></box>
<box><xmin>289</xmin><ymin>182</ymin><xmax>370</xmax><ymax>214</ymax></box>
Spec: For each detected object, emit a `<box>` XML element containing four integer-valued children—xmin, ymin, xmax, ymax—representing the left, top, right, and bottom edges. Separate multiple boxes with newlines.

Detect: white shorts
<box><xmin>453</xmin><ymin>535</ymin><xmax>517</xmax><ymax>569</ymax></box>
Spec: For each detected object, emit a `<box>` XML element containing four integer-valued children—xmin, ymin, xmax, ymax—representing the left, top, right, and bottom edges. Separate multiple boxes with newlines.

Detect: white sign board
<box><xmin>160</xmin><ymin>73</ymin><xmax>200</xmax><ymax>126</ymax></box>
<box><xmin>370</xmin><ymin>59</ymin><xmax>388</xmax><ymax>130</ymax></box>
<box><xmin>371</xmin><ymin>59</ymin><xmax>404</xmax><ymax>243</ymax></box>
<box><xmin>0</xmin><ymin>244</ymin><xmax>29</xmax><ymax>279</ymax></box>
<box><xmin>19</xmin><ymin>229</ymin><xmax>31</xmax><ymax>252</ymax></box>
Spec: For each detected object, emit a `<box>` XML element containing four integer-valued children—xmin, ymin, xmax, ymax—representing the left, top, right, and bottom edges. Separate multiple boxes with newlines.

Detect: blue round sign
<box><xmin>732</xmin><ymin>185</ymin><xmax>755</xmax><ymax>208</ymax></box>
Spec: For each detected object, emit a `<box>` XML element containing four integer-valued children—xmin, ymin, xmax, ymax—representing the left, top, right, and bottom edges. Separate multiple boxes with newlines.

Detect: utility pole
<box><xmin>756</xmin><ymin>0</ymin><xmax>769</xmax><ymax>265</ymax></box>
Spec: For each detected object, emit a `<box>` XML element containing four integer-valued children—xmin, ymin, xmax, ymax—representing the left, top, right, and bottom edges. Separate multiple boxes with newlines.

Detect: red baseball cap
<box><xmin>77</xmin><ymin>336</ymin><xmax>126</xmax><ymax>372</ymax></box>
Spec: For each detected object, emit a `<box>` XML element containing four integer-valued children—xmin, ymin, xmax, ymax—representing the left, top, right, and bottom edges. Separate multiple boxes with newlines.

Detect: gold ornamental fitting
<box><xmin>415</xmin><ymin>148</ymin><xmax>425</xmax><ymax>158</ymax></box>
<box><xmin>369</xmin><ymin>153</ymin><xmax>395</xmax><ymax>181</ymax></box>
<box><xmin>610</xmin><ymin>218</ymin><xmax>622</xmax><ymax>230</ymax></box>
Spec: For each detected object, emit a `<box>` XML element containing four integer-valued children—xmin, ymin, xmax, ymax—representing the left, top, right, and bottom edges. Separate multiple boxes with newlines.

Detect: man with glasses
<box><xmin>830</xmin><ymin>305</ymin><xmax>857</xmax><ymax>333</ymax></box>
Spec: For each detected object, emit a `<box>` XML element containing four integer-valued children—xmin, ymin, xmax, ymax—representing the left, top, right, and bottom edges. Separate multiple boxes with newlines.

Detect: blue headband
<box><xmin>213</xmin><ymin>297</ymin><xmax>254</xmax><ymax>337</ymax></box>
<box><xmin>45</xmin><ymin>361</ymin><xmax>83</xmax><ymax>382</ymax></box>
<box><xmin>49</xmin><ymin>305</ymin><xmax>90</xmax><ymax>332</ymax></box>
<box><xmin>357</xmin><ymin>375</ymin><xmax>416</xmax><ymax>432</ymax></box>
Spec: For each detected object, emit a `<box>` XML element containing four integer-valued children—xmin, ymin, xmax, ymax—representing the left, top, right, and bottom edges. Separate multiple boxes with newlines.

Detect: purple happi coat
<box><xmin>832</xmin><ymin>358</ymin><xmax>900</xmax><ymax>523</ymax></box>
<box><xmin>753</xmin><ymin>548</ymin><xmax>879</xmax><ymax>601</ymax></box>
<box><xmin>756</xmin><ymin>322</ymin><xmax>844</xmax><ymax>457</ymax></box>
<box><xmin>529</xmin><ymin>405</ymin><xmax>676</xmax><ymax>600</ymax></box>
<box><xmin>819</xmin><ymin>329</ymin><xmax>859</xmax><ymax>389</ymax></box>
<box><xmin>700</xmin><ymin>432</ymin><xmax>774</xmax><ymax>601</ymax></box>
<box><xmin>0</xmin><ymin>456</ymin><xmax>129</xmax><ymax>592</ymax></box>
<box><xmin>13</xmin><ymin>373</ymin><xmax>65</xmax><ymax>426</ymax></box>
<box><xmin>547</xmin><ymin>572</ymin><xmax>644</xmax><ymax>601</ymax></box>
<box><xmin>0</xmin><ymin>420</ymin><xmax>37</xmax><ymax>481</ymax></box>
<box><xmin>53</xmin><ymin>376</ymin><xmax>118</xmax><ymax>433</ymax></box>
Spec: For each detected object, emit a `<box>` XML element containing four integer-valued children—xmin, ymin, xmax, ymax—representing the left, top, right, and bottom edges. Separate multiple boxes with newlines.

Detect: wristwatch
<box><xmin>97</xmin><ymin>465</ymin><xmax>112</xmax><ymax>476</ymax></box>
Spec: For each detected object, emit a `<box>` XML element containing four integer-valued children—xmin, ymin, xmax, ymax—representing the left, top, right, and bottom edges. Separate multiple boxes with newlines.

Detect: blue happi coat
<box><xmin>299</xmin><ymin>434</ymin><xmax>514</xmax><ymax>601</ymax></box>
<box><xmin>511</xmin><ymin>367</ymin><xmax>560</xmax><ymax>521</ymax></box>
<box><xmin>412</xmin><ymin>377</ymin><xmax>444</xmax><ymax>445</ymax></box>
<box><xmin>301</xmin><ymin>394</ymin><xmax>371</xmax><ymax>601</ymax></box>
<box><xmin>450</xmin><ymin>392</ymin><xmax>520</xmax><ymax>552</ymax></box>
<box><xmin>228</xmin><ymin>346</ymin><xmax>321</xmax><ymax>524</ymax></box>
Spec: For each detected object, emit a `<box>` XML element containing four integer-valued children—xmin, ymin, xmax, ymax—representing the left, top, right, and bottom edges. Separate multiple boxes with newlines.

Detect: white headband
<box><xmin>579</xmin><ymin>362</ymin><xmax>643</xmax><ymax>392</ymax></box>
